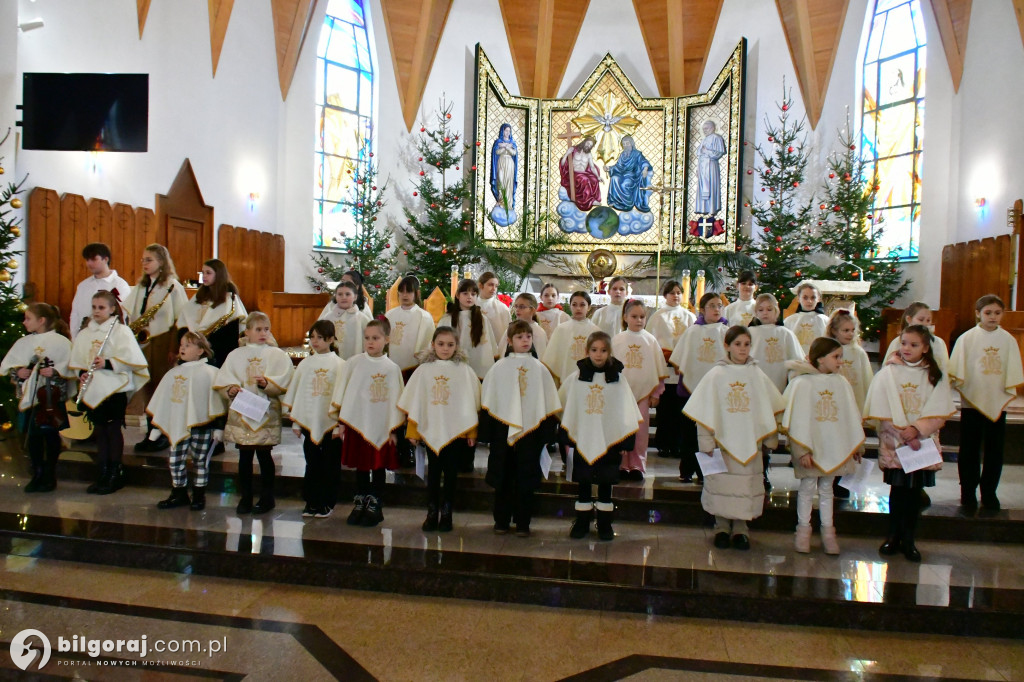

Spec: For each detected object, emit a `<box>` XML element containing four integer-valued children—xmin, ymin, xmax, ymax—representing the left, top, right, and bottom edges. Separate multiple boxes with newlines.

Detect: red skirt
<box><xmin>340</xmin><ymin>426</ymin><xmax>399</xmax><ymax>471</ymax></box>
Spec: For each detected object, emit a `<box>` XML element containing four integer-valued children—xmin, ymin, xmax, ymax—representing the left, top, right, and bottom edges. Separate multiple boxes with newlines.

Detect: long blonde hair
<box><xmin>138</xmin><ymin>244</ymin><xmax>178</xmax><ymax>287</ymax></box>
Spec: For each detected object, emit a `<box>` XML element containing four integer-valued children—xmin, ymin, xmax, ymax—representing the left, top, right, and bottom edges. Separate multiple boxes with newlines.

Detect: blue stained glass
<box><xmin>910</xmin><ymin>1</ymin><xmax>926</xmax><ymax>43</ymax></box>
<box><xmin>327</xmin><ymin>24</ymin><xmax>357</xmax><ymax>66</ymax></box>
<box><xmin>877</xmin><ymin>0</ymin><xmax>911</xmax><ymax>13</ymax></box>
<box><xmin>866</xmin><ymin>14</ymin><xmax>886</xmax><ymax>62</ymax></box>
<box><xmin>879</xmin><ymin>5</ymin><xmax>915</xmax><ymax>59</ymax></box>
<box><xmin>327</xmin><ymin>0</ymin><xmax>364</xmax><ymax>27</ymax></box>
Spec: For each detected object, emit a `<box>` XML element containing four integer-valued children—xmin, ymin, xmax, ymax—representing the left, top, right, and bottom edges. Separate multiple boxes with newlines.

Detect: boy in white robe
<box><xmin>724</xmin><ymin>270</ymin><xmax>757</xmax><ymax>326</ymax></box>
<box><xmin>386</xmin><ymin>275</ymin><xmax>435</xmax><ymax>467</ymax></box>
<box><xmin>646</xmin><ymin>280</ymin><xmax>695</xmax><ymax>459</ymax></box>
<box><xmin>784</xmin><ymin>282</ymin><xmax>830</xmax><ymax>355</ymax></box>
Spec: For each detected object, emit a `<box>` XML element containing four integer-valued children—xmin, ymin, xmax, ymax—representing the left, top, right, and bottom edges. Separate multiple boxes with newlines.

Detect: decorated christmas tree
<box><xmin>740</xmin><ymin>84</ymin><xmax>815</xmax><ymax>310</ymax></box>
<box><xmin>401</xmin><ymin>98</ymin><xmax>482</xmax><ymax>299</ymax></box>
<box><xmin>804</xmin><ymin>126</ymin><xmax>910</xmax><ymax>340</ymax></box>
<box><xmin>0</xmin><ymin>129</ymin><xmax>28</xmax><ymax>432</ymax></box>
<box><xmin>307</xmin><ymin>147</ymin><xmax>397</xmax><ymax>298</ymax></box>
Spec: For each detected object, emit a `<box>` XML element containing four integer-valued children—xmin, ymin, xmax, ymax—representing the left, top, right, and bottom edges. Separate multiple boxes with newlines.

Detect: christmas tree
<box><xmin>0</xmin><ymin>128</ymin><xmax>28</xmax><ymax>432</ymax></box>
<box><xmin>741</xmin><ymin>83</ymin><xmax>815</xmax><ymax>310</ymax></box>
<box><xmin>401</xmin><ymin>98</ymin><xmax>482</xmax><ymax>299</ymax></box>
<box><xmin>307</xmin><ymin>146</ymin><xmax>397</xmax><ymax>298</ymax></box>
<box><xmin>804</xmin><ymin>126</ymin><xmax>910</xmax><ymax>340</ymax></box>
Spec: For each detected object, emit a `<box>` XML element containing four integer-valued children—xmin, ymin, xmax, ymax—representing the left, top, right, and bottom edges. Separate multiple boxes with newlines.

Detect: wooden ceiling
<box><xmin>776</xmin><ymin>0</ymin><xmax>849</xmax><ymax>130</ymax></box>
<box><xmin>380</xmin><ymin>0</ymin><xmax>454</xmax><ymax>131</ymax></box>
<box><xmin>929</xmin><ymin>0</ymin><xmax>972</xmax><ymax>92</ymax></box>
<box><xmin>498</xmin><ymin>0</ymin><xmax>591</xmax><ymax>99</ymax></box>
<box><xmin>208</xmin><ymin>0</ymin><xmax>235</xmax><ymax>77</ymax></box>
<box><xmin>136</xmin><ymin>0</ymin><xmax>151</xmax><ymax>38</ymax></box>
<box><xmin>270</xmin><ymin>0</ymin><xmax>318</xmax><ymax>101</ymax></box>
<box><xmin>1015</xmin><ymin>0</ymin><xmax>1024</xmax><ymax>56</ymax></box>
<box><xmin>634</xmin><ymin>0</ymin><xmax>724</xmax><ymax>96</ymax></box>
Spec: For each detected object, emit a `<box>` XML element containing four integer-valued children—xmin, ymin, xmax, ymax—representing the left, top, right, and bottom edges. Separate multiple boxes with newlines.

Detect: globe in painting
<box><xmin>587</xmin><ymin>206</ymin><xmax>619</xmax><ymax>239</ymax></box>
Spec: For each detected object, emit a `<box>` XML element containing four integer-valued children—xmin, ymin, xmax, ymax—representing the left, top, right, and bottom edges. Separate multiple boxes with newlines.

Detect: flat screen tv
<box><xmin>21</xmin><ymin>73</ymin><xmax>149</xmax><ymax>152</ymax></box>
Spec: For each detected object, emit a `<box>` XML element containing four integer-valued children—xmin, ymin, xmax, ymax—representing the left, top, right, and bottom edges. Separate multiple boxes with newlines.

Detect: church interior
<box><xmin>1</xmin><ymin>0</ymin><xmax>1024</xmax><ymax>679</ymax></box>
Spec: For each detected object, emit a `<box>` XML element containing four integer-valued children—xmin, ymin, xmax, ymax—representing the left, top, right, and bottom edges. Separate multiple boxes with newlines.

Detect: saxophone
<box><xmin>129</xmin><ymin>283</ymin><xmax>173</xmax><ymax>344</ymax></box>
<box><xmin>77</xmin><ymin>318</ymin><xmax>118</xmax><ymax>409</ymax></box>
<box><xmin>201</xmin><ymin>294</ymin><xmax>237</xmax><ymax>338</ymax></box>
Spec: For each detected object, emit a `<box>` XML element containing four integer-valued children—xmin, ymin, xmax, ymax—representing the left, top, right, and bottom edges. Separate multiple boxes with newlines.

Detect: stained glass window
<box><xmin>861</xmin><ymin>0</ymin><xmax>925</xmax><ymax>261</ymax></box>
<box><xmin>315</xmin><ymin>0</ymin><xmax>374</xmax><ymax>249</ymax></box>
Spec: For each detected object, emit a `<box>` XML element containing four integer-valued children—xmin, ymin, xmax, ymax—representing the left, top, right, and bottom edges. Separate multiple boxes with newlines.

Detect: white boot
<box><xmin>794</xmin><ymin>525</ymin><xmax>812</xmax><ymax>553</ymax></box>
<box><xmin>821</xmin><ymin>526</ymin><xmax>840</xmax><ymax>555</ymax></box>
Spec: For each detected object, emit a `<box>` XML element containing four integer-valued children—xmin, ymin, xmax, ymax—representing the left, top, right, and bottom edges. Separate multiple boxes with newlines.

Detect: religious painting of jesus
<box><xmin>559</xmin><ymin>135</ymin><xmax>602</xmax><ymax>211</ymax></box>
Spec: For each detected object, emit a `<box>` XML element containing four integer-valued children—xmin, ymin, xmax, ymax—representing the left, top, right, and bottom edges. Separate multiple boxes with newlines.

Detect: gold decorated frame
<box><xmin>471</xmin><ymin>41</ymin><xmax>745</xmax><ymax>255</ymax></box>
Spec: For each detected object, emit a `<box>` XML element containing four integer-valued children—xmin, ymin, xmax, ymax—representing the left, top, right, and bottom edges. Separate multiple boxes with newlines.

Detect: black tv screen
<box><xmin>21</xmin><ymin>73</ymin><xmax>149</xmax><ymax>152</ymax></box>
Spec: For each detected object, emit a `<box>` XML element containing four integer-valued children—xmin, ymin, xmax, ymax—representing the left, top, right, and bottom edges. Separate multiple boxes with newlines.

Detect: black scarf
<box><xmin>576</xmin><ymin>356</ymin><xmax>623</xmax><ymax>383</ymax></box>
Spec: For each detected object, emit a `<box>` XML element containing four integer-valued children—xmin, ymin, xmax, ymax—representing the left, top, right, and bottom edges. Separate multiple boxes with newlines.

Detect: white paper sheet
<box><xmin>896</xmin><ymin>438</ymin><xmax>942</xmax><ymax>474</ymax></box>
<box><xmin>539</xmin><ymin>448</ymin><xmax>552</xmax><ymax>479</ymax></box>
<box><xmin>414</xmin><ymin>443</ymin><xmax>426</xmax><ymax>480</ymax></box>
<box><xmin>838</xmin><ymin>458</ymin><xmax>876</xmax><ymax>492</ymax></box>
<box><xmin>696</xmin><ymin>448</ymin><xmax>728</xmax><ymax>476</ymax></box>
<box><xmin>565</xmin><ymin>447</ymin><xmax>574</xmax><ymax>482</ymax></box>
<box><xmin>229</xmin><ymin>388</ymin><xmax>271</xmax><ymax>422</ymax></box>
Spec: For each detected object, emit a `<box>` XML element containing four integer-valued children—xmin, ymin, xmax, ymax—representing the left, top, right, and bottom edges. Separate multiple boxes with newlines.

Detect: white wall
<box><xmin>2</xmin><ymin>1</ymin><xmax>21</xmax><ymax>261</ymax></box>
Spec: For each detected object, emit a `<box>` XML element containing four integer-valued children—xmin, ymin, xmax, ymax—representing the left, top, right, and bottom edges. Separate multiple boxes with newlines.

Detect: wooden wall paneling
<box><xmin>167</xmin><ymin>217</ymin><xmax>207</xmax><ymax>289</ymax></box>
<box><xmin>88</xmin><ymin>199</ymin><xmax>116</xmax><ymax>280</ymax></box>
<box><xmin>137</xmin><ymin>207</ymin><xmax>159</xmax><ymax>260</ymax></box>
<box><xmin>156</xmin><ymin>159</ymin><xmax>214</xmax><ymax>281</ymax></box>
<box><xmin>112</xmin><ymin>204</ymin><xmax>138</xmax><ymax>288</ymax></box>
<box><xmin>243</xmin><ymin>228</ymin><xmax>261</xmax><ymax>309</ymax></box>
<box><xmin>27</xmin><ymin>188</ymin><xmax>60</xmax><ymax>306</ymax></box>
<box><xmin>259</xmin><ymin>232</ymin><xmax>275</xmax><ymax>290</ymax></box>
<box><xmin>272</xmin><ymin>235</ymin><xmax>286</xmax><ymax>291</ymax></box>
<box><xmin>217</xmin><ymin>223</ymin><xmax>234</xmax><ymax>265</ymax></box>
<box><xmin>256</xmin><ymin>290</ymin><xmax>326</xmax><ymax>347</ymax></box>
<box><xmin>64</xmin><ymin>194</ymin><xmax>90</xmax><ymax>317</ymax></box>
<box><xmin>996</xmin><ymin>234</ymin><xmax>1012</xmax><ymax>302</ymax></box>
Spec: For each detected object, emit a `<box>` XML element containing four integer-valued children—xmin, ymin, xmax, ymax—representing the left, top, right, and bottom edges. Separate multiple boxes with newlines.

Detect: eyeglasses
<box><xmin>514</xmin><ymin>305</ymin><xmax>534</xmax><ymax>311</ymax></box>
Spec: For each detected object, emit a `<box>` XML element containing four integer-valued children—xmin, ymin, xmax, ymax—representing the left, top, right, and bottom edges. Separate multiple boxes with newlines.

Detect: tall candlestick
<box><xmin>680</xmin><ymin>269</ymin><xmax>691</xmax><ymax>309</ymax></box>
<box><xmin>463</xmin><ymin>265</ymin><xmax>473</xmax><ymax>282</ymax></box>
<box><xmin>451</xmin><ymin>265</ymin><xmax>459</xmax><ymax>299</ymax></box>
<box><xmin>695</xmin><ymin>270</ymin><xmax>706</xmax><ymax>307</ymax></box>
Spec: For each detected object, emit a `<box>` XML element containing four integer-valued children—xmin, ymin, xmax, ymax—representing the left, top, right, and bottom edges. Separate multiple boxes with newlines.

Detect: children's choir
<box><xmin>8</xmin><ymin>259</ymin><xmax>1024</xmax><ymax>561</ymax></box>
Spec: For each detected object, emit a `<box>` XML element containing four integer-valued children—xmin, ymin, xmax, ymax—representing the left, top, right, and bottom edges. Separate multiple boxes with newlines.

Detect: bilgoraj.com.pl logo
<box><xmin>10</xmin><ymin>629</ymin><xmax>51</xmax><ymax>671</ymax></box>
<box><xmin>8</xmin><ymin>628</ymin><xmax>227</xmax><ymax>670</ymax></box>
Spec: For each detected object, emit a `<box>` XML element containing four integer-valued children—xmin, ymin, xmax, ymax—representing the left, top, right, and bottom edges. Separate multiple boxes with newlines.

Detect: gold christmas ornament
<box><xmin>16</xmin><ymin>302</ymin><xmax>27</xmax><ymax>312</ymax></box>
<box><xmin>0</xmin><ymin>270</ymin><xmax>10</xmax><ymax>283</ymax></box>
<box><xmin>7</xmin><ymin>259</ymin><xmax>17</xmax><ymax>270</ymax></box>
<box><xmin>0</xmin><ymin>166</ymin><xmax>5</xmax><ymax>174</ymax></box>
<box><xmin>1</xmin><ymin>422</ymin><xmax>12</xmax><ymax>432</ymax></box>
<box><xmin>10</xmin><ymin>226</ymin><xmax>19</xmax><ymax>237</ymax></box>
<box><xmin>10</xmin><ymin>198</ymin><xmax>22</xmax><ymax>209</ymax></box>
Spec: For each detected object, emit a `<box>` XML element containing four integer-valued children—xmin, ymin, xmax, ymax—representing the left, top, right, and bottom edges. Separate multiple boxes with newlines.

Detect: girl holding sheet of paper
<box><xmin>782</xmin><ymin>338</ymin><xmax>865</xmax><ymax>555</ymax></box>
<box><xmin>683</xmin><ymin>326</ymin><xmax>784</xmax><ymax>551</ymax></box>
<box><xmin>214</xmin><ymin>312</ymin><xmax>294</xmax><ymax>515</ymax></box>
<box><xmin>863</xmin><ymin>325</ymin><xmax>955</xmax><ymax>563</ymax></box>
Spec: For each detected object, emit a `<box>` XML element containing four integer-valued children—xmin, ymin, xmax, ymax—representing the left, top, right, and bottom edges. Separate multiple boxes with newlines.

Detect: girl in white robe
<box><xmin>496</xmin><ymin>292</ymin><xmax>547</xmax><ymax>358</ymax></box>
<box><xmin>317</xmin><ymin>269</ymin><xmax>374</xmax><ymax>320</ymax></box>
<box><xmin>949</xmin><ymin>294</ymin><xmax>1024</xmax><ymax>511</ymax></box>
<box><xmin>176</xmin><ymin>259</ymin><xmax>247</xmax><ymax>368</ymax></box>
<box><xmin>669</xmin><ymin>293</ymin><xmax>728</xmax><ymax>482</ymax></box>
<box><xmin>284</xmin><ymin>320</ymin><xmax>344</xmax><ymax>518</ymax></box>
<box><xmin>438</xmin><ymin>278</ymin><xmax>496</xmax><ymax>380</ymax></box>
<box><xmin>319</xmin><ymin>281</ymin><xmax>367</xmax><ymax>360</ymax></box>
<box><xmin>1</xmin><ymin>303</ymin><xmax>74</xmax><ymax>493</ymax></box>
<box><xmin>332</xmin><ymin>320</ymin><xmax>405</xmax><ymax>527</ymax></box>
<box><xmin>613</xmin><ymin>300</ymin><xmax>667</xmax><ymax>479</ymax></box>
<box><xmin>477</xmin><ymin>271</ymin><xmax>511</xmax><ymax>345</ymax></box>
<box><xmin>784</xmin><ymin>281</ymin><xmax>830</xmax><ymax>355</ymax></box>
<box><xmin>591</xmin><ymin>276</ymin><xmax>629</xmax><ymax>338</ymax></box>
<box><xmin>386</xmin><ymin>275</ymin><xmax>435</xmax><ymax>467</ymax></box>
<box><xmin>882</xmin><ymin>302</ymin><xmax>949</xmax><ymax>370</ymax></box>
<box><xmin>782</xmin><ymin>338</ymin><xmax>865</xmax><ymax>554</ymax></box>
<box><xmin>559</xmin><ymin>331</ymin><xmax>642</xmax><ymax>541</ymax></box>
<box><xmin>214</xmin><ymin>312</ymin><xmax>294</xmax><ymax>515</ymax></box>
<box><xmin>481</xmin><ymin>320</ymin><xmax>561</xmax><ymax>536</ymax></box>
<box><xmin>865</xmin><ymin>325</ymin><xmax>955</xmax><ymax>562</ymax></box>
<box><xmin>148</xmin><ymin>332</ymin><xmax>227</xmax><ymax>511</ymax></box>
<box><xmin>70</xmin><ymin>291</ymin><xmax>149</xmax><ymax>495</ymax></box>
<box><xmin>542</xmin><ymin>291</ymin><xmax>600</xmax><ymax>384</ymax></box>
<box><xmin>684</xmin><ymin>326</ymin><xmax>784</xmax><ymax>550</ymax></box>
<box><xmin>398</xmin><ymin>327</ymin><xmax>481</xmax><ymax>533</ymax></box>
<box><xmin>723</xmin><ymin>270</ymin><xmax>758</xmax><ymax>327</ymax></box>
<box><xmin>825</xmin><ymin>309</ymin><xmax>874</xmax><ymax>411</ymax></box>
<box><xmin>646</xmin><ymin>279</ymin><xmax>695</xmax><ymax>459</ymax></box>
<box><xmin>537</xmin><ymin>283</ymin><xmax>571</xmax><ymax>338</ymax></box>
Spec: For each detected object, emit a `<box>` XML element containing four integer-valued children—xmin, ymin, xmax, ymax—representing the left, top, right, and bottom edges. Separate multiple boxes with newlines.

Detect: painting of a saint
<box><xmin>559</xmin><ymin>135</ymin><xmax>602</xmax><ymax>211</ymax></box>
<box><xmin>696</xmin><ymin>120</ymin><xmax>726</xmax><ymax>215</ymax></box>
<box><xmin>605</xmin><ymin>135</ymin><xmax>652</xmax><ymax>212</ymax></box>
<box><xmin>489</xmin><ymin>123</ymin><xmax>518</xmax><ymax>226</ymax></box>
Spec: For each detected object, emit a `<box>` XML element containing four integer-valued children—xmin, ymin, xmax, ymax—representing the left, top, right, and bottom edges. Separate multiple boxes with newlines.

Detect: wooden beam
<box><xmin>499</xmin><ymin>0</ymin><xmax>590</xmax><ymax>98</ymax></box>
<box><xmin>380</xmin><ymin>0</ymin><xmax>454</xmax><ymax>131</ymax></box>
<box><xmin>1013</xmin><ymin>0</ymin><xmax>1024</xmax><ymax>56</ymax></box>
<box><xmin>136</xmin><ymin>0</ymin><xmax>151</xmax><ymax>38</ymax></box>
<box><xmin>776</xmin><ymin>0</ymin><xmax>848</xmax><ymax>129</ymax></box>
<box><xmin>634</xmin><ymin>0</ymin><xmax>723</xmax><ymax>96</ymax></box>
<box><xmin>270</xmin><ymin>0</ymin><xmax>317</xmax><ymax>101</ymax></box>
<box><xmin>208</xmin><ymin>0</ymin><xmax>236</xmax><ymax>77</ymax></box>
<box><xmin>929</xmin><ymin>0</ymin><xmax>972</xmax><ymax>93</ymax></box>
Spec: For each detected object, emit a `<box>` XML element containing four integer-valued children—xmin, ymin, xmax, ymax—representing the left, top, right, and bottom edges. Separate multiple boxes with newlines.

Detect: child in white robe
<box><xmin>70</xmin><ymin>291</ymin><xmax>149</xmax><ymax>495</ymax></box>
<box><xmin>537</xmin><ymin>283</ymin><xmax>571</xmax><ymax>338</ymax></box>
<box><xmin>438</xmin><ymin>278</ymin><xmax>496</xmax><ymax>380</ymax></box>
<box><xmin>882</xmin><ymin>302</ymin><xmax>949</xmax><ymax>370</ymax></box>
<box><xmin>784</xmin><ymin>281</ymin><xmax>830</xmax><ymax>355</ymax></box>
<box><xmin>669</xmin><ymin>292</ymin><xmax>729</xmax><ymax>482</ymax></box>
<box><xmin>386</xmin><ymin>274</ymin><xmax>435</xmax><ymax>467</ymax></box>
<box><xmin>477</xmin><ymin>271</ymin><xmax>511</xmax><ymax>345</ymax></box>
<box><xmin>398</xmin><ymin>327</ymin><xmax>481</xmax><ymax>533</ymax></box>
<box><xmin>319</xmin><ymin>281</ymin><xmax>367</xmax><ymax>360</ymax></box>
<box><xmin>497</xmin><ymin>292</ymin><xmax>547</xmax><ymax>358</ymax></box>
<box><xmin>1</xmin><ymin>303</ymin><xmax>74</xmax><ymax>493</ymax></box>
<box><xmin>542</xmin><ymin>291</ymin><xmax>600</xmax><ymax>384</ymax></box>
<box><xmin>613</xmin><ymin>299</ymin><xmax>667</xmax><ymax>480</ymax></box>
<box><xmin>591</xmin><ymin>276</ymin><xmax>629</xmax><ymax>338</ymax></box>
<box><xmin>684</xmin><ymin>326</ymin><xmax>784</xmax><ymax>550</ymax></box>
<box><xmin>332</xmin><ymin>320</ymin><xmax>405</xmax><ymax>527</ymax></box>
<box><xmin>825</xmin><ymin>309</ymin><xmax>874</xmax><ymax>411</ymax></box>
<box><xmin>149</xmin><ymin>332</ymin><xmax>227</xmax><ymax>511</ymax></box>
<box><xmin>284</xmin><ymin>320</ymin><xmax>344</xmax><ymax>518</ymax></box>
<box><xmin>865</xmin><ymin>325</ymin><xmax>955</xmax><ymax>562</ymax></box>
<box><xmin>646</xmin><ymin>280</ymin><xmax>695</xmax><ymax>459</ymax></box>
<box><xmin>560</xmin><ymin>331</ymin><xmax>642</xmax><ymax>541</ymax></box>
<box><xmin>949</xmin><ymin>294</ymin><xmax>1024</xmax><ymax>511</ymax></box>
<box><xmin>782</xmin><ymin>338</ymin><xmax>864</xmax><ymax>554</ymax></box>
<box><xmin>481</xmin><ymin>320</ymin><xmax>561</xmax><ymax>536</ymax></box>
<box><xmin>724</xmin><ymin>269</ymin><xmax>758</xmax><ymax>326</ymax></box>
<box><xmin>214</xmin><ymin>312</ymin><xmax>294</xmax><ymax>515</ymax></box>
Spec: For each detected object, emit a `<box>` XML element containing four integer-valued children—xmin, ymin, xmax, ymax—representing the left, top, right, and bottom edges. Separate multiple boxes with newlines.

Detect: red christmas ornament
<box><xmin>763</xmin><ymin>227</ymin><xmax>771</xmax><ymax>233</ymax></box>
<box><xmin>868</xmin><ymin>265</ymin><xmax>876</xmax><ymax>271</ymax></box>
<box><xmin>476</xmin><ymin>141</ymin><xmax>481</xmax><ymax>146</ymax></box>
<box><xmin>444</xmin><ymin>137</ymin><xmax>450</xmax><ymax>142</ymax></box>
<box><xmin>418</xmin><ymin>157</ymin><xmax>423</xmax><ymax>161</ymax></box>
<box><xmin>843</xmin><ymin>173</ymin><xmax>851</xmax><ymax>181</ymax></box>
<box><xmin>442</xmin><ymin>249</ymin><xmax>448</xmax><ymax>254</ymax></box>
<box><xmin>430</xmin><ymin>203</ymin><xmax>437</xmax><ymax>208</ymax></box>
<box><xmin>744</xmin><ymin>202</ymin><xmax>750</xmax><ymax>207</ymax></box>
<box><xmin>403</xmin><ymin>250</ymin><xmax>408</xmax><ymax>255</ymax></box>
<box><xmin>765</xmin><ymin>169</ymin><xmax>771</xmax><ymax>175</ymax></box>
<box><xmin>775</xmin><ymin>235</ymin><xmax>783</xmax><ymax>242</ymax></box>
<box><xmin>413</xmin><ymin>191</ymin><xmax>418</xmax><ymax>196</ymax></box>
<box><xmin>850</xmin><ymin>144</ymin><xmax>856</xmax><ymax>150</ymax></box>
<box><xmin>792</xmin><ymin>181</ymin><xmax>799</xmax><ymax>187</ymax></box>
<box><xmin>446</xmin><ymin>113</ymin><xmax>452</xmax><ymax>119</ymax></box>
<box><xmin>761</xmin><ymin>263</ymin><xmax>768</xmax><ymax>268</ymax></box>
<box><xmin>769</xmin><ymin>200</ymin><xmax>776</xmax><ymax>206</ymax></box>
<box><xmin>795</xmin><ymin>270</ymin><xmax>801</xmax><ymax>277</ymax></box>
<box><xmin>385</xmin><ymin>243</ymin><xmax>390</xmax><ymax>248</ymax></box>
<box><xmin>363</xmin><ymin>270</ymin><xmax>370</xmax><ymax>276</ymax></box>
<box><xmin>802</xmin><ymin>246</ymin><xmax>810</xmax><ymax>251</ymax></box>
<box><xmin>471</xmin><ymin>165</ymin><xmax>477</xmax><ymax>170</ymax></box>
<box><xmin>357</xmin><ymin>202</ymin><xmax>364</xmax><ymax>207</ymax></box>
<box><xmin>833</xmin><ymin>205</ymin><xmax>841</xmax><ymax>212</ymax></box>
<box><xmin>746</xmin><ymin>169</ymin><xmax>753</xmax><ymax>175</ymax></box>
<box><xmin>761</xmin><ymin>188</ymin><xmax>766</xmax><ymax>192</ymax></box>
<box><xmin>372</xmin><ymin>186</ymin><xmax>377</xmax><ymax>190</ymax></box>
<box><xmin>819</xmin><ymin>204</ymin><xmax>826</xmax><ymax>210</ymax></box>
<box><xmin>317</xmin><ymin>267</ymin><xmax>324</xmax><ymax>273</ymax></box>
<box><xmin>420</xmin><ymin>127</ymin><xmax>426</xmax><ymax>132</ymax></box>
<box><xmin>419</xmin><ymin>171</ymin><xmax>425</xmax><ymax>176</ymax></box>
<box><xmin>369</xmin><ymin>152</ymin><xmax>374</xmax><ymax>157</ymax></box>
<box><xmin>782</xmin><ymin>104</ymin><xmax>789</xmax><ymax>111</ymax></box>
<box><xmin>874</xmin><ymin>185</ymin><xmax>880</xmax><ymax>191</ymax></box>
<box><xmin>787</xmin><ymin>146</ymin><xmax>794</xmax><ymax>152</ymax></box>
<box><xmin>455</xmin><ymin>166</ymin><xmax>460</xmax><ymax>170</ymax></box>
<box><xmin>768</xmin><ymin>136</ymin><xmax>774</xmax><ymax>142</ymax></box>
<box><xmin>867</xmin><ymin>214</ymin><xmax>873</xmax><ymax>219</ymax></box>
<box><xmin>828</xmin><ymin>173</ymin><xmax>835</xmax><ymax>179</ymax></box>
<box><xmin>377</xmin><ymin>201</ymin><xmax>383</xmax><ymax>206</ymax></box>
<box><xmin>824</xmin><ymin>240</ymin><xmax>832</xmax><ymax>246</ymax></box>
<box><xmin>774</xmin><ymin>247</ymin><xmax>782</xmax><ymax>252</ymax></box>
<box><xmin>889</xmin><ymin>300</ymin><xmax>895</xmax><ymax>305</ymax></box>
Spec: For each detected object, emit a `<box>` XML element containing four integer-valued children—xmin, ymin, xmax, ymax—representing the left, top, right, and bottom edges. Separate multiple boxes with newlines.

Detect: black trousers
<box><xmin>678</xmin><ymin>394</ymin><xmax>701</xmax><ymax>479</ymax></box>
<box><xmin>887</xmin><ymin>484</ymin><xmax>922</xmax><ymax>543</ymax></box>
<box><xmin>301</xmin><ymin>429</ymin><xmax>341</xmax><ymax>509</ymax></box>
<box><xmin>958</xmin><ymin>408</ymin><xmax>1006</xmax><ymax>496</ymax></box>
<box><xmin>491</xmin><ymin>437</ymin><xmax>543</xmax><ymax>530</ymax></box>
<box><xmin>427</xmin><ymin>440</ymin><xmax>465</xmax><ymax>507</ymax></box>
<box><xmin>238</xmin><ymin>446</ymin><xmax>275</xmax><ymax>501</ymax></box>
<box><xmin>655</xmin><ymin>385</ymin><xmax>684</xmax><ymax>455</ymax></box>
<box><xmin>87</xmin><ymin>393</ymin><xmax>127</xmax><ymax>471</ymax></box>
<box><xmin>26</xmin><ymin>424</ymin><xmax>62</xmax><ymax>471</ymax></box>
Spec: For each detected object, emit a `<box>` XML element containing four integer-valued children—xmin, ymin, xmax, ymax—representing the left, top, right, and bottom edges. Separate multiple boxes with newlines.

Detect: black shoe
<box><xmin>302</xmin><ymin>504</ymin><xmax>317</xmax><ymax>518</ymax></box>
<box><xmin>210</xmin><ymin>441</ymin><xmax>226</xmax><ymax>457</ymax></box>
<box><xmin>236</xmin><ymin>497</ymin><xmax>253</xmax><ymax>514</ymax></box>
<box><xmin>515</xmin><ymin>525</ymin><xmax>531</xmax><ymax>537</ymax></box>
<box><xmin>569</xmin><ymin>510</ymin><xmax>593</xmax><ymax>539</ymax></box>
<box><xmin>346</xmin><ymin>495</ymin><xmax>366</xmax><ymax>525</ymax></box>
<box><xmin>35</xmin><ymin>466</ymin><xmax>57</xmax><ymax>493</ymax></box>
<box><xmin>157</xmin><ymin>487</ymin><xmax>191</xmax><ymax>509</ymax></box>
<box><xmin>190</xmin><ymin>487</ymin><xmax>206</xmax><ymax>511</ymax></box>
<box><xmin>879</xmin><ymin>537</ymin><xmax>901</xmax><ymax>555</ymax></box>
<box><xmin>981</xmin><ymin>493</ymin><xmax>1000</xmax><ymax>511</ymax></box>
<box><xmin>596</xmin><ymin>509</ymin><xmax>614</xmax><ymax>541</ymax></box>
<box><xmin>360</xmin><ymin>495</ymin><xmax>383</xmax><ymax>527</ymax></box>
<box><xmin>24</xmin><ymin>469</ymin><xmax>43</xmax><ymax>493</ymax></box>
<box><xmin>422</xmin><ymin>504</ymin><xmax>439</xmax><ymax>532</ymax></box>
<box><xmin>438</xmin><ymin>502</ymin><xmax>453</xmax><ymax>532</ymax></box>
<box><xmin>918</xmin><ymin>489</ymin><xmax>931</xmax><ymax>509</ymax></box>
<box><xmin>903</xmin><ymin>543</ymin><xmax>921</xmax><ymax>562</ymax></box>
<box><xmin>314</xmin><ymin>506</ymin><xmax>333</xmax><ymax>518</ymax></box>
<box><xmin>960</xmin><ymin>489</ymin><xmax>978</xmax><ymax>511</ymax></box>
<box><xmin>833</xmin><ymin>481</ymin><xmax>850</xmax><ymax>499</ymax></box>
<box><xmin>493</xmin><ymin>523</ymin><xmax>510</xmax><ymax>535</ymax></box>
<box><xmin>731</xmin><ymin>534</ymin><xmax>750</xmax><ymax>550</ymax></box>
<box><xmin>763</xmin><ymin>475</ymin><xmax>772</xmax><ymax>493</ymax></box>
<box><xmin>713</xmin><ymin>532</ymin><xmax>731</xmax><ymax>549</ymax></box>
<box><xmin>678</xmin><ymin>474</ymin><xmax>693</xmax><ymax>483</ymax></box>
<box><xmin>629</xmin><ymin>470</ymin><xmax>644</xmax><ymax>482</ymax></box>
<box><xmin>86</xmin><ymin>465</ymin><xmax>108</xmax><ymax>494</ymax></box>
<box><xmin>94</xmin><ymin>465</ymin><xmax>125</xmax><ymax>495</ymax></box>
<box><xmin>134</xmin><ymin>435</ymin><xmax>167</xmax><ymax>452</ymax></box>
<box><xmin>252</xmin><ymin>498</ymin><xmax>276</xmax><ymax>514</ymax></box>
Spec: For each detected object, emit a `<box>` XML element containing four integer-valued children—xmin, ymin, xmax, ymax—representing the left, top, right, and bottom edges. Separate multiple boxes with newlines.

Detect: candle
<box><xmin>680</xmin><ymin>269</ymin><xmax>691</xmax><ymax>309</ymax></box>
<box><xmin>695</xmin><ymin>270</ymin><xmax>706</xmax><ymax>306</ymax></box>
<box><xmin>451</xmin><ymin>265</ymin><xmax>459</xmax><ymax>299</ymax></box>
<box><xmin>463</xmin><ymin>265</ymin><xmax>473</xmax><ymax>282</ymax></box>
